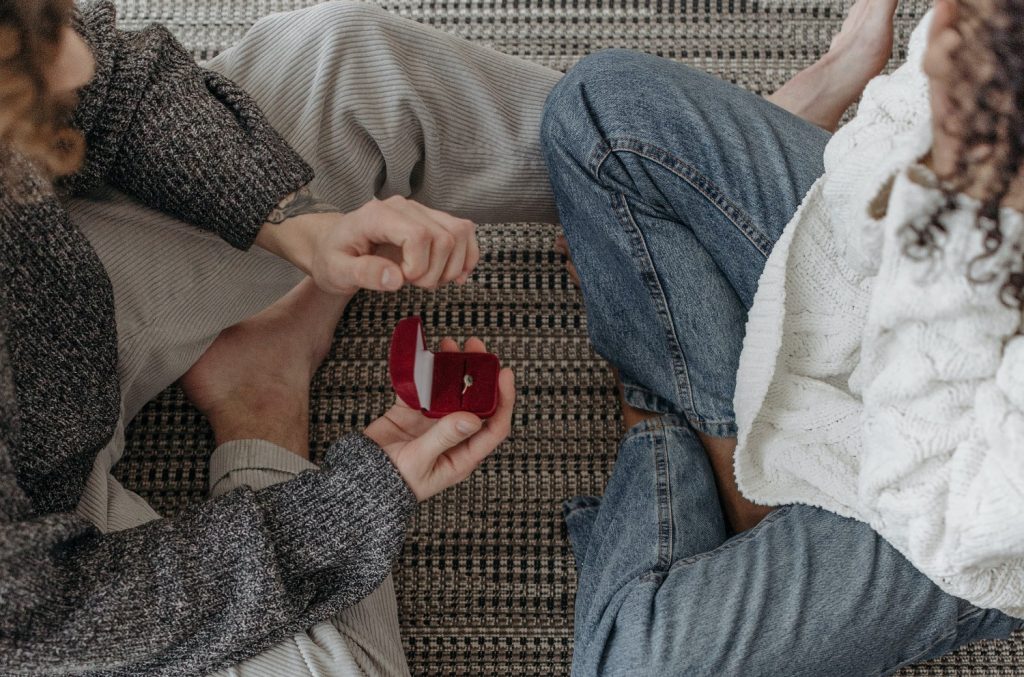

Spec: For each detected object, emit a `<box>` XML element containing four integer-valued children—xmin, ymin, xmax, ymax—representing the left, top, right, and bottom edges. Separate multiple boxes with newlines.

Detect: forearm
<box><xmin>67</xmin><ymin>2</ymin><xmax>314</xmax><ymax>249</ymax></box>
<box><xmin>0</xmin><ymin>434</ymin><xmax>414</xmax><ymax>675</ymax></box>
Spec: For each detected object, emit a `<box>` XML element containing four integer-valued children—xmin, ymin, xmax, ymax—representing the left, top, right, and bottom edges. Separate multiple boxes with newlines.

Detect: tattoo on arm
<box><xmin>266</xmin><ymin>186</ymin><xmax>340</xmax><ymax>224</ymax></box>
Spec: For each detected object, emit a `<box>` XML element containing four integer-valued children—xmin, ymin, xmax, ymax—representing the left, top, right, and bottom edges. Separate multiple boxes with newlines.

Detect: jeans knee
<box><xmin>539</xmin><ymin>72</ymin><xmax>583</xmax><ymax>170</ymax></box>
<box><xmin>564</xmin><ymin>48</ymin><xmax>664</xmax><ymax>97</ymax></box>
<box><xmin>541</xmin><ymin>49</ymin><xmax>651</xmax><ymax>156</ymax></box>
<box><xmin>543</xmin><ymin>50</ymin><xmax>738</xmax><ymax>172</ymax></box>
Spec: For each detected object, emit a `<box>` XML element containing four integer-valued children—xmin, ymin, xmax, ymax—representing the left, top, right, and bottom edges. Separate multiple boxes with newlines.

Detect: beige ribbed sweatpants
<box><xmin>67</xmin><ymin>3</ymin><xmax>560</xmax><ymax>675</ymax></box>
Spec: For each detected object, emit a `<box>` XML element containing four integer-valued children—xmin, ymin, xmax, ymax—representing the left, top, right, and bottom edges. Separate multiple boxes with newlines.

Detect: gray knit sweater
<box><xmin>0</xmin><ymin>3</ymin><xmax>417</xmax><ymax>674</ymax></box>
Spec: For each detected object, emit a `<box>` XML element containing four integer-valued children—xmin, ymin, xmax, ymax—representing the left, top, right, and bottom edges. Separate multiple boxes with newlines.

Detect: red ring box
<box><xmin>388</xmin><ymin>316</ymin><xmax>500</xmax><ymax>419</ymax></box>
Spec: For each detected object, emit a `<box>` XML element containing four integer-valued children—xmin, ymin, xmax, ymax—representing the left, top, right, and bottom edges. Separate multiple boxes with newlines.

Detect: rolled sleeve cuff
<box><xmin>209</xmin><ymin>439</ymin><xmax>318</xmax><ymax>497</ymax></box>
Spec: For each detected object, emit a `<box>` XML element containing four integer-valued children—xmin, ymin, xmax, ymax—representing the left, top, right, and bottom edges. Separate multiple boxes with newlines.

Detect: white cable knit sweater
<box><xmin>734</xmin><ymin>10</ymin><xmax>1024</xmax><ymax>618</ymax></box>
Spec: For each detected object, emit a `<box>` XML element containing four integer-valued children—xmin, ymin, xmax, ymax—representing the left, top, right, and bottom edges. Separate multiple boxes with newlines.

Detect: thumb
<box><xmin>348</xmin><ymin>254</ymin><xmax>404</xmax><ymax>292</ymax></box>
<box><xmin>413</xmin><ymin>414</ymin><xmax>482</xmax><ymax>462</ymax></box>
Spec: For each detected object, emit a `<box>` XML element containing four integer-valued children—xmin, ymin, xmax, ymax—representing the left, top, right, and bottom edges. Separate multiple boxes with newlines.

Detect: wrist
<box><xmin>255</xmin><ymin>212</ymin><xmax>333</xmax><ymax>274</ymax></box>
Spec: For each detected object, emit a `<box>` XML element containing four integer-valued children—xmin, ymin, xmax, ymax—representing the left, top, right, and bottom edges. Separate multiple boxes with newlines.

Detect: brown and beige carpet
<box><xmin>110</xmin><ymin>1</ymin><xmax>1023</xmax><ymax>674</ymax></box>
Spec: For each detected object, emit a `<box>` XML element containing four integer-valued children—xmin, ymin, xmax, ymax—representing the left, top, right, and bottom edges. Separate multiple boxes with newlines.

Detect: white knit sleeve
<box><xmin>857</xmin><ymin>167</ymin><xmax>1024</xmax><ymax>615</ymax></box>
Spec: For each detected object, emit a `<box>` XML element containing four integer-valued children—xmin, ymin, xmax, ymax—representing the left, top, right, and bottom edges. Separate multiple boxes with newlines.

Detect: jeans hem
<box><xmin>621</xmin><ymin>383</ymin><xmax>737</xmax><ymax>439</ymax></box>
<box><xmin>881</xmin><ymin>626</ymin><xmax>960</xmax><ymax>675</ymax></box>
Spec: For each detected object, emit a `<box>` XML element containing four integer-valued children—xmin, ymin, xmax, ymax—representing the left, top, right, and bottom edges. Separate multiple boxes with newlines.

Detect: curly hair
<box><xmin>0</xmin><ymin>0</ymin><xmax>83</xmax><ymax>183</ymax></box>
<box><xmin>904</xmin><ymin>0</ymin><xmax>1024</xmax><ymax>310</ymax></box>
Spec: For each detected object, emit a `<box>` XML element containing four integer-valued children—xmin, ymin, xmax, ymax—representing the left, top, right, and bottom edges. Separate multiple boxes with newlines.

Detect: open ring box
<box><xmin>388</xmin><ymin>316</ymin><xmax>501</xmax><ymax>419</ymax></box>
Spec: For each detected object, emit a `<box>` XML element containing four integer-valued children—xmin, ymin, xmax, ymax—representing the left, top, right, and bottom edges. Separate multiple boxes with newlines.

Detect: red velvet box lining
<box><xmin>430</xmin><ymin>352</ymin><xmax>500</xmax><ymax>414</ymax></box>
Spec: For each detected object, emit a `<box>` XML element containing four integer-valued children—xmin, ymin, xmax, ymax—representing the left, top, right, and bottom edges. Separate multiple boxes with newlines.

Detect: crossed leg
<box><xmin>69</xmin><ymin>2</ymin><xmax>563</xmax><ymax>674</ymax></box>
<box><xmin>542</xmin><ymin>49</ymin><xmax>1021</xmax><ymax>676</ymax></box>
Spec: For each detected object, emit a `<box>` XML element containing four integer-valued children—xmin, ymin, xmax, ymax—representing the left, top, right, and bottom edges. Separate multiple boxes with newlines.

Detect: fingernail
<box><xmin>382</xmin><ymin>268</ymin><xmax>396</xmax><ymax>289</ymax></box>
<box><xmin>456</xmin><ymin>420</ymin><xmax>476</xmax><ymax>434</ymax></box>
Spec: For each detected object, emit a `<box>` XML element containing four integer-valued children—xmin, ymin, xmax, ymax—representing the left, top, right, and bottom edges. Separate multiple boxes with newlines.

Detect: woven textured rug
<box><xmin>111</xmin><ymin>1</ymin><xmax>1023</xmax><ymax>675</ymax></box>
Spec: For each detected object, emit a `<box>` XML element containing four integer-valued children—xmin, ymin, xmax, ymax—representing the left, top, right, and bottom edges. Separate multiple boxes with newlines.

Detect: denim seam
<box><xmin>610</xmin><ymin>191</ymin><xmax>699</xmax><ymax>424</ymax></box>
<box><xmin>587</xmin><ymin>140</ymin><xmax>612</xmax><ymax>177</ymax></box>
<box><xmin>622</xmin><ymin>414</ymin><xmax>689</xmax><ymax>440</ymax></box>
<box><xmin>955</xmin><ymin>606</ymin><xmax>987</xmax><ymax>624</ymax></box>
<box><xmin>689</xmin><ymin>417</ymin><xmax>738</xmax><ymax>439</ymax></box>
<box><xmin>651</xmin><ymin>427</ymin><xmax>674</xmax><ymax>569</ymax></box>
<box><xmin>589</xmin><ymin>134</ymin><xmax>759</xmax><ymax>431</ymax></box>
<box><xmin>598</xmin><ymin>137</ymin><xmax>773</xmax><ymax>257</ymax></box>
<box><xmin>614</xmin><ymin>387</ymin><xmax>737</xmax><ymax>440</ymax></box>
<box><xmin>637</xmin><ymin>505</ymin><xmax>795</xmax><ymax>580</ymax></box>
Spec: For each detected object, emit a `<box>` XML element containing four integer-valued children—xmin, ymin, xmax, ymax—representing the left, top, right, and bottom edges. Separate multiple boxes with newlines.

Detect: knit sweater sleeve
<box><xmin>0</xmin><ymin>343</ymin><xmax>417</xmax><ymax>674</ymax></box>
<box><xmin>61</xmin><ymin>1</ymin><xmax>314</xmax><ymax>250</ymax></box>
<box><xmin>857</xmin><ymin>167</ymin><xmax>1024</xmax><ymax>616</ymax></box>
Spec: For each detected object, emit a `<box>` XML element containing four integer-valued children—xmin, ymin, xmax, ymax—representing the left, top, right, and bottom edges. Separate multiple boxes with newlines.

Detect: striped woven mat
<box><xmin>111</xmin><ymin>1</ymin><xmax>1023</xmax><ymax>674</ymax></box>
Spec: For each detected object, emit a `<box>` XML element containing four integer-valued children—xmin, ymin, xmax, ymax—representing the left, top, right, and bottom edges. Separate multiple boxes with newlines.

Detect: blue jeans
<box><xmin>541</xmin><ymin>50</ymin><xmax>1022</xmax><ymax>677</ymax></box>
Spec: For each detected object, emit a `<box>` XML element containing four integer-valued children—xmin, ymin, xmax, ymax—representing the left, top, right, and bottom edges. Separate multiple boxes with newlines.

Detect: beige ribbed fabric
<box><xmin>67</xmin><ymin>2</ymin><xmax>561</xmax><ymax>674</ymax></box>
<box><xmin>206</xmin><ymin>0</ymin><xmax>561</xmax><ymax>225</ymax></box>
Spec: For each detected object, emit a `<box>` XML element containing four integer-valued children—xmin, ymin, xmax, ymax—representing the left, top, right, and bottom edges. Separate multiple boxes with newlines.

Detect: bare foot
<box><xmin>768</xmin><ymin>0</ymin><xmax>898</xmax><ymax>131</ymax></box>
<box><xmin>826</xmin><ymin>0</ymin><xmax>899</xmax><ymax>89</ymax></box>
<box><xmin>180</xmin><ymin>278</ymin><xmax>353</xmax><ymax>458</ymax></box>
